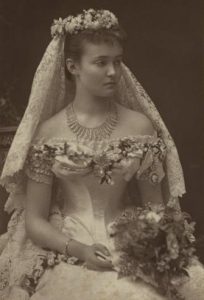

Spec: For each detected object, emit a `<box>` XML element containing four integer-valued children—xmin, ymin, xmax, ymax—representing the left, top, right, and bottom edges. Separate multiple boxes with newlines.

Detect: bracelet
<box><xmin>64</xmin><ymin>238</ymin><xmax>73</xmax><ymax>257</ymax></box>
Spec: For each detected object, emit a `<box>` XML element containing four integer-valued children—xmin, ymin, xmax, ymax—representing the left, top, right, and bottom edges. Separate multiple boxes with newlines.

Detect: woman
<box><xmin>0</xmin><ymin>9</ymin><xmax>203</xmax><ymax>300</ymax></box>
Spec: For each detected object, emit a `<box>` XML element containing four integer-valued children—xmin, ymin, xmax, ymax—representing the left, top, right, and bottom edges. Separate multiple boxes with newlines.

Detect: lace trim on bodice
<box><xmin>25</xmin><ymin>145</ymin><xmax>54</xmax><ymax>184</ymax></box>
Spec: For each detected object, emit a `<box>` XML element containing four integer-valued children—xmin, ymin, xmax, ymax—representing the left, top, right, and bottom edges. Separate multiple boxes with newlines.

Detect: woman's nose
<box><xmin>107</xmin><ymin>63</ymin><xmax>116</xmax><ymax>77</ymax></box>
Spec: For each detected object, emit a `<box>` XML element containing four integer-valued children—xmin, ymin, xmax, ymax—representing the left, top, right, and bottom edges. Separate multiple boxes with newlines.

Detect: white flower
<box><xmin>107</xmin><ymin>221</ymin><xmax>117</xmax><ymax>236</ymax></box>
<box><xmin>110</xmin><ymin>13</ymin><xmax>118</xmax><ymax>24</ymax></box>
<box><xmin>67</xmin><ymin>22</ymin><xmax>77</xmax><ymax>34</ymax></box>
<box><xmin>151</xmin><ymin>173</ymin><xmax>159</xmax><ymax>184</ymax></box>
<box><xmin>47</xmin><ymin>253</ymin><xmax>56</xmax><ymax>266</ymax></box>
<box><xmin>107</xmin><ymin>178</ymin><xmax>115</xmax><ymax>185</ymax></box>
<box><xmin>146</xmin><ymin>211</ymin><xmax>161</xmax><ymax>223</ymax></box>
<box><xmin>75</xmin><ymin>15</ymin><xmax>82</xmax><ymax>24</ymax></box>
<box><xmin>91</xmin><ymin>20</ymin><xmax>100</xmax><ymax>29</ymax></box>
<box><xmin>99</xmin><ymin>169</ymin><xmax>105</xmax><ymax>176</ymax></box>
<box><xmin>51</xmin><ymin>18</ymin><xmax>65</xmax><ymax>36</ymax></box>
<box><xmin>120</xmin><ymin>158</ymin><xmax>133</xmax><ymax>168</ymax></box>
<box><xmin>84</xmin><ymin>13</ymin><xmax>92</xmax><ymax>27</ymax></box>
<box><xmin>111</xmin><ymin>250</ymin><xmax>122</xmax><ymax>268</ymax></box>
<box><xmin>87</xmin><ymin>8</ymin><xmax>95</xmax><ymax>14</ymax></box>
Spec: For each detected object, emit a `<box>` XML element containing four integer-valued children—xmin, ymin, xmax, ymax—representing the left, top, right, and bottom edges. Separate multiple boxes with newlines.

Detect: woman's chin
<box><xmin>90</xmin><ymin>86</ymin><xmax>117</xmax><ymax>98</ymax></box>
<box><xmin>101</xmin><ymin>88</ymin><xmax>116</xmax><ymax>97</ymax></box>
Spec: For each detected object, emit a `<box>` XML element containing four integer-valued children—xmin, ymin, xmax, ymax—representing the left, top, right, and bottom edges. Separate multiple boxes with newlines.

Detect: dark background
<box><xmin>0</xmin><ymin>0</ymin><xmax>203</xmax><ymax>234</ymax></box>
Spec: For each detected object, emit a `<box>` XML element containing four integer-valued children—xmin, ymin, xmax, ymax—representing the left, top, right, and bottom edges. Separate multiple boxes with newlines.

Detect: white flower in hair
<box><xmin>91</xmin><ymin>20</ymin><xmax>100</xmax><ymax>29</ymax></box>
<box><xmin>51</xmin><ymin>9</ymin><xmax>119</xmax><ymax>37</ymax></box>
<box><xmin>51</xmin><ymin>18</ymin><xmax>64</xmax><ymax>37</ymax></box>
<box><xmin>84</xmin><ymin>12</ymin><xmax>92</xmax><ymax>25</ymax></box>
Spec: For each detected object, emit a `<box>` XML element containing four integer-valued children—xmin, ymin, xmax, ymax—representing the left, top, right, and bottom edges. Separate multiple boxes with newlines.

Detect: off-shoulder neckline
<box><xmin>32</xmin><ymin>131</ymin><xmax>159</xmax><ymax>146</ymax></box>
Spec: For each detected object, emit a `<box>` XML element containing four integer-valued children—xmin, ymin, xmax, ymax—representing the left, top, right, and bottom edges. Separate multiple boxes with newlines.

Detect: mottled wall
<box><xmin>0</xmin><ymin>0</ymin><xmax>203</xmax><ymax>232</ymax></box>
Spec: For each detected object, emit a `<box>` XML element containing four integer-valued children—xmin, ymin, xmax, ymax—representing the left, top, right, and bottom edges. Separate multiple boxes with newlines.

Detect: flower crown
<box><xmin>51</xmin><ymin>9</ymin><xmax>119</xmax><ymax>37</ymax></box>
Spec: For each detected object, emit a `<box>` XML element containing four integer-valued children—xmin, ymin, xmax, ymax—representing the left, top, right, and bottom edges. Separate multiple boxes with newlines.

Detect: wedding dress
<box><xmin>0</xmin><ymin>134</ymin><xmax>204</xmax><ymax>300</ymax></box>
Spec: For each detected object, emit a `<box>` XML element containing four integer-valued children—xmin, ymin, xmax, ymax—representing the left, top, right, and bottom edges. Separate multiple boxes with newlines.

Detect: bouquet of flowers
<box><xmin>107</xmin><ymin>203</ymin><xmax>196</xmax><ymax>300</ymax></box>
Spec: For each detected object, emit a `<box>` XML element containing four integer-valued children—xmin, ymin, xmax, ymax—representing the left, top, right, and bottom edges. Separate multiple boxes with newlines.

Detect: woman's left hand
<box><xmin>83</xmin><ymin>243</ymin><xmax>113</xmax><ymax>271</ymax></box>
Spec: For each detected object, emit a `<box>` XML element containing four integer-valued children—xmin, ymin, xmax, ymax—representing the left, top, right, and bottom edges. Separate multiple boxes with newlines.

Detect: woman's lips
<box><xmin>104</xmin><ymin>82</ymin><xmax>117</xmax><ymax>87</ymax></box>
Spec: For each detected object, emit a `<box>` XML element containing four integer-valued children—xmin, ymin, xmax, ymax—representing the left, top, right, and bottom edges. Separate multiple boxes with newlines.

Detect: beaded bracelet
<box><xmin>64</xmin><ymin>238</ymin><xmax>73</xmax><ymax>257</ymax></box>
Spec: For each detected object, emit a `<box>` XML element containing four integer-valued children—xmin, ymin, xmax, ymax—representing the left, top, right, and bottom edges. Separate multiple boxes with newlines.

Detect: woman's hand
<box><xmin>82</xmin><ymin>243</ymin><xmax>113</xmax><ymax>271</ymax></box>
<box><xmin>52</xmin><ymin>158</ymin><xmax>91</xmax><ymax>181</ymax></box>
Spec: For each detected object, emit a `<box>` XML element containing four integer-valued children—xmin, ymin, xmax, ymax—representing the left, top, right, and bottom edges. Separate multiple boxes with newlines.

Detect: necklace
<box><xmin>66</xmin><ymin>101</ymin><xmax>118</xmax><ymax>141</ymax></box>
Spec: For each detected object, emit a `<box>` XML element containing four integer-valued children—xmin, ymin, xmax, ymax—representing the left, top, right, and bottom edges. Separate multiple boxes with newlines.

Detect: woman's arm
<box><xmin>137</xmin><ymin>180</ymin><xmax>164</xmax><ymax>207</ymax></box>
<box><xmin>25</xmin><ymin>179</ymin><xmax>87</xmax><ymax>260</ymax></box>
<box><xmin>25</xmin><ymin>178</ymin><xmax>113</xmax><ymax>269</ymax></box>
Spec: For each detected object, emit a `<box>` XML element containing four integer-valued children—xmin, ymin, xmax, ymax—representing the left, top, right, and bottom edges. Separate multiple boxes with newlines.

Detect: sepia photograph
<box><xmin>0</xmin><ymin>1</ymin><xmax>203</xmax><ymax>299</ymax></box>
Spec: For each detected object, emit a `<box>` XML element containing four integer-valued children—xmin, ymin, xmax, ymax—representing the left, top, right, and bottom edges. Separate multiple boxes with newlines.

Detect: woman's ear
<box><xmin>66</xmin><ymin>58</ymin><xmax>79</xmax><ymax>76</ymax></box>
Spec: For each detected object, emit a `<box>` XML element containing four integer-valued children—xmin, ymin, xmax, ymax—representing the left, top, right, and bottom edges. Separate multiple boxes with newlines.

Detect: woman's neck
<box><xmin>73</xmin><ymin>86</ymin><xmax>112</xmax><ymax>117</ymax></box>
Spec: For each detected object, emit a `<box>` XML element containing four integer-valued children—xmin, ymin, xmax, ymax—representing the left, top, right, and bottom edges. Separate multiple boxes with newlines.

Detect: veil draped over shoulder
<box><xmin>0</xmin><ymin>35</ymin><xmax>186</xmax><ymax>213</ymax></box>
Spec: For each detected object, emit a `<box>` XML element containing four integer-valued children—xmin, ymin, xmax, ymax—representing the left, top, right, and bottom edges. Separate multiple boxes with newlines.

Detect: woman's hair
<box><xmin>64</xmin><ymin>26</ymin><xmax>126</xmax><ymax>80</ymax></box>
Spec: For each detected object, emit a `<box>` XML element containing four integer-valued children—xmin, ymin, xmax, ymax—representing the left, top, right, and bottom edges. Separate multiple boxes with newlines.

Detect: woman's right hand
<box><xmin>82</xmin><ymin>243</ymin><xmax>113</xmax><ymax>271</ymax></box>
<box><xmin>52</xmin><ymin>159</ymin><xmax>91</xmax><ymax>181</ymax></box>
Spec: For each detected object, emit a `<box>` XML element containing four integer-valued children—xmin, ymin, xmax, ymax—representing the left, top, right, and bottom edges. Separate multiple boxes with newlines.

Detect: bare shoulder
<box><xmin>34</xmin><ymin>109</ymin><xmax>67</xmax><ymax>140</ymax></box>
<box><xmin>116</xmin><ymin>103</ymin><xmax>155</xmax><ymax>136</ymax></box>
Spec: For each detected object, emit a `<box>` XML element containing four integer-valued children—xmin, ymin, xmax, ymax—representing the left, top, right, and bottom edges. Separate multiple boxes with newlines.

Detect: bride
<box><xmin>0</xmin><ymin>8</ymin><xmax>203</xmax><ymax>300</ymax></box>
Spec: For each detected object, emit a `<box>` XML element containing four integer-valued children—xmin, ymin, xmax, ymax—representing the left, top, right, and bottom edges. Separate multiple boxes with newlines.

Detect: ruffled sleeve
<box><xmin>24</xmin><ymin>144</ymin><xmax>54</xmax><ymax>184</ymax></box>
<box><xmin>135</xmin><ymin>136</ymin><xmax>167</xmax><ymax>185</ymax></box>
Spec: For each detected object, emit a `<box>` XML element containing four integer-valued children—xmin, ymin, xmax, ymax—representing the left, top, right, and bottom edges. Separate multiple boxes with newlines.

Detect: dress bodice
<box><xmin>25</xmin><ymin>133</ymin><xmax>167</xmax><ymax>245</ymax></box>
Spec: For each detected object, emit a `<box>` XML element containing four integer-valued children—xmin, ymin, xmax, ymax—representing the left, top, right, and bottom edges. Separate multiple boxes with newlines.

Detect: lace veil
<box><xmin>0</xmin><ymin>34</ymin><xmax>186</xmax><ymax>212</ymax></box>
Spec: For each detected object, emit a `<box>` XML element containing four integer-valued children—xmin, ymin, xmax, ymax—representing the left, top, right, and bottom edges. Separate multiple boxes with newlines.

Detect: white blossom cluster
<box><xmin>51</xmin><ymin>9</ymin><xmax>119</xmax><ymax>37</ymax></box>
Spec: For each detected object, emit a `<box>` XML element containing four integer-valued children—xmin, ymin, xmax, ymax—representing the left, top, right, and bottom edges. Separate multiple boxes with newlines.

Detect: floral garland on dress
<box><xmin>28</xmin><ymin>136</ymin><xmax>167</xmax><ymax>185</ymax></box>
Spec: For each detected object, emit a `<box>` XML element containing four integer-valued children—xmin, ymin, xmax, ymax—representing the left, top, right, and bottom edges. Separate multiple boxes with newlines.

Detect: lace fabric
<box><xmin>25</xmin><ymin>144</ymin><xmax>54</xmax><ymax>184</ymax></box>
<box><xmin>118</xmin><ymin>64</ymin><xmax>185</xmax><ymax>199</ymax></box>
<box><xmin>0</xmin><ymin>206</ymin><xmax>63</xmax><ymax>299</ymax></box>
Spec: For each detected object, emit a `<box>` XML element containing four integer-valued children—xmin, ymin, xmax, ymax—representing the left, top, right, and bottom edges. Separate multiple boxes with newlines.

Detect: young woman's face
<box><xmin>75</xmin><ymin>41</ymin><xmax>123</xmax><ymax>98</ymax></box>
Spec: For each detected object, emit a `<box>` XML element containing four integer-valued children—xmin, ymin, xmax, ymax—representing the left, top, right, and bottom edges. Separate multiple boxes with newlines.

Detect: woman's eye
<box><xmin>95</xmin><ymin>61</ymin><xmax>106</xmax><ymax>66</ymax></box>
<box><xmin>114</xmin><ymin>59</ymin><xmax>122</xmax><ymax>66</ymax></box>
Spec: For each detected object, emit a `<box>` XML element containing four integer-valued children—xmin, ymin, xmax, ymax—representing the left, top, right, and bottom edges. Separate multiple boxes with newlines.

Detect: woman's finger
<box><xmin>94</xmin><ymin>244</ymin><xmax>111</xmax><ymax>256</ymax></box>
<box><xmin>94</xmin><ymin>255</ymin><xmax>113</xmax><ymax>269</ymax></box>
<box><xmin>86</xmin><ymin>260</ymin><xmax>113</xmax><ymax>271</ymax></box>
